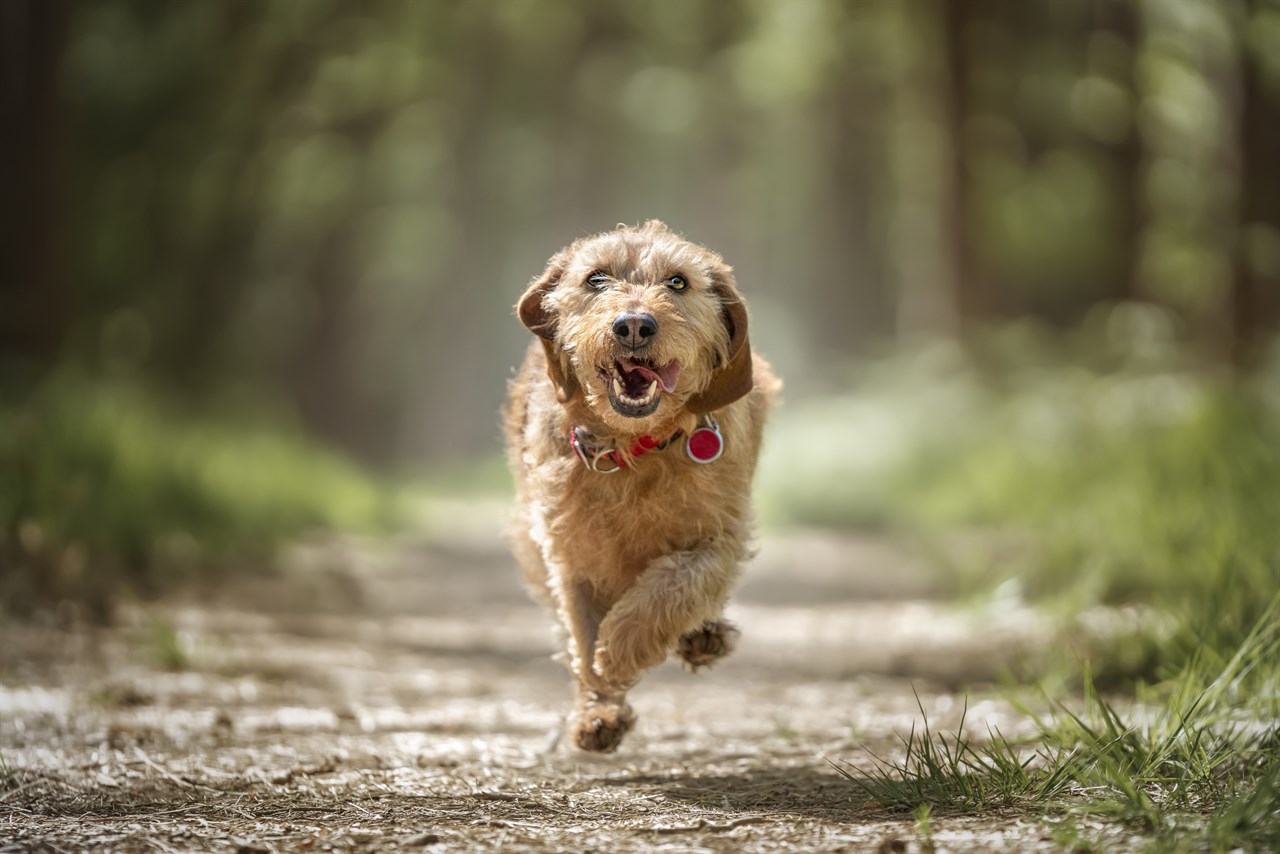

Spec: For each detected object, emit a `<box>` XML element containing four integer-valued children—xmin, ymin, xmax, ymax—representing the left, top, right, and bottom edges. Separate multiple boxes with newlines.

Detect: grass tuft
<box><xmin>146</xmin><ymin>615</ymin><xmax>190</xmax><ymax>671</ymax></box>
<box><xmin>831</xmin><ymin>689</ymin><xmax>1064</xmax><ymax>814</ymax></box>
<box><xmin>836</xmin><ymin>597</ymin><xmax>1280</xmax><ymax>848</ymax></box>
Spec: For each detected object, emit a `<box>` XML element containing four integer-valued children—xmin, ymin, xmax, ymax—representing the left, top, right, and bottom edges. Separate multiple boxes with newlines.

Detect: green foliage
<box><xmin>903</xmin><ymin>384</ymin><xmax>1279</xmax><ymax>652</ymax></box>
<box><xmin>761</xmin><ymin>322</ymin><xmax>1280</xmax><ymax>657</ymax></box>
<box><xmin>0</xmin><ymin>376</ymin><xmax>399</xmax><ymax>617</ymax></box>
<box><xmin>836</xmin><ymin>598</ymin><xmax>1280</xmax><ymax>849</ymax></box>
<box><xmin>41</xmin><ymin>0</ymin><xmax>1278</xmax><ymax>467</ymax></box>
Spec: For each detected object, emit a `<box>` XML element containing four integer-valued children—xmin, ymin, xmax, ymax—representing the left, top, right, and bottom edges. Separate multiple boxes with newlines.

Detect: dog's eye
<box><xmin>667</xmin><ymin>275</ymin><xmax>688</xmax><ymax>292</ymax></box>
<box><xmin>586</xmin><ymin>271</ymin><xmax>610</xmax><ymax>290</ymax></box>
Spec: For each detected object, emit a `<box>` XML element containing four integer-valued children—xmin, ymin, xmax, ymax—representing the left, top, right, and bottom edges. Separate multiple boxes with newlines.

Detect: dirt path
<box><xmin>2</xmin><ymin>529</ymin><xmax>1130</xmax><ymax>852</ymax></box>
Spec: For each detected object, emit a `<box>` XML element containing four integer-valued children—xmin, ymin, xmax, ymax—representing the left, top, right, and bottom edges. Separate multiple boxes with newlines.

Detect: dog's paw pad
<box><xmin>677</xmin><ymin>619</ymin><xmax>740</xmax><ymax>671</ymax></box>
<box><xmin>573</xmin><ymin>702</ymin><xmax>636</xmax><ymax>753</ymax></box>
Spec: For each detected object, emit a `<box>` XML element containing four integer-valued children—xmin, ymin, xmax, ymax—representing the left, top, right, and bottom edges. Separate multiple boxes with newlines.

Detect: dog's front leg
<box><xmin>593</xmin><ymin>540</ymin><xmax>743</xmax><ymax>691</ymax></box>
<box><xmin>560</xmin><ymin>577</ymin><xmax>636</xmax><ymax>752</ymax></box>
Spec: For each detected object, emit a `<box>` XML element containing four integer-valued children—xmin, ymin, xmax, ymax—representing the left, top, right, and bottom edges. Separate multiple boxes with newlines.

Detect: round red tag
<box><xmin>686</xmin><ymin>426</ymin><xmax>724</xmax><ymax>463</ymax></box>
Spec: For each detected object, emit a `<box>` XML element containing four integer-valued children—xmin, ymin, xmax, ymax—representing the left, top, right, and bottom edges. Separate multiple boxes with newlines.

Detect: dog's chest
<box><xmin>554</xmin><ymin>459</ymin><xmax>736</xmax><ymax>578</ymax></box>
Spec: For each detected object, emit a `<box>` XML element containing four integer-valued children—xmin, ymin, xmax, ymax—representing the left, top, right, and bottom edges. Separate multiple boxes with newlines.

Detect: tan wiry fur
<box><xmin>504</xmin><ymin>221</ymin><xmax>780</xmax><ymax>752</ymax></box>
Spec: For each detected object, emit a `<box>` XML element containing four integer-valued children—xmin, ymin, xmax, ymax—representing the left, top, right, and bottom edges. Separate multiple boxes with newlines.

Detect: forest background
<box><xmin>4</xmin><ymin>1</ymin><xmax>1280</xmax><ymax>849</ymax></box>
<box><xmin>4</xmin><ymin>0</ymin><xmax>1280</xmax><ymax>645</ymax></box>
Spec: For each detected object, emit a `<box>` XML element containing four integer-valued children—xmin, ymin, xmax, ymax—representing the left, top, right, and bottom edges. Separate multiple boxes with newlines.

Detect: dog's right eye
<box><xmin>586</xmin><ymin>271</ymin><xmax>610</xmax><ymax>290</ymax></box>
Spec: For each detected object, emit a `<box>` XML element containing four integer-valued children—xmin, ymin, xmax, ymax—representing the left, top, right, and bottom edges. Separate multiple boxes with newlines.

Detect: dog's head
<box><xmin>518</xmin><ymin>220</ymin><xmax>752</xmax><ymax>432</ymax></box>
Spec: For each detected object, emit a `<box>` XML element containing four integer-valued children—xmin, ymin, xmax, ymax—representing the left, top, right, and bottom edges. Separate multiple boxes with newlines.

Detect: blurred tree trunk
<box><xmin>410</xmin><ymin>9</ymin><xmax>500</xmax><ymax>462</ymax></box>
<box><xmin>816</xmin><ymin>5</ymin><xmax>888</xmax><ymax>354</ymax></box>
<box><xmin>292</xmin><ymin>225</ymin><xmax>361</xmax><ymax>453</ymax></box>
<box><xmin>942</xmin><ymin>0</ymin><xmax>982</xmax><ymax>330</ymax></box>
<box><xmin>885</xmin><ymin>0</ymin><xmax>961</xmax><ymax>341</ymax></box>
<box><xmin>167</xmin><ymin>7</ymin><xmax>266</xmax><ymax>384</ymax></box>
<box><xmin>1135</xmin><ymin>0</ymin><xmax>1240</xmax><ymax>364</ymax></box>
<box><xmin>0</xmin><ymin>0</ymin><xmax>69</xmax><ymax>382</ymax></box>
<box><xmin>1233</xmin><ymin>0</ymin><xmax>1280</xmax><ymax>371</ymax></box>
<box><xmin>290</xmin><ymin>108</ymin><xmax>400</xmax><ymax>460</ymax></box>
<box><xmin>169</xmin><ymin>7</ymin><xmax>326</xmax><ymax>387</ymax></box>
<box><xmin>1096</xmin><ymin>0</ymin><xmax>1143</xmax><ymax>304</ymax></box>
<box><xmin>563</xmin><ymin>4</ymin><xmax>627</xmax><ymax>231</ymax></box>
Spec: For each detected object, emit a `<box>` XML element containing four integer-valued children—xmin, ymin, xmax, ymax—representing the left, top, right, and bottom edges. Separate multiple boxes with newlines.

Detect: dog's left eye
<box><xmin>586</xmin><ymin>271</ymin><xmax>610</xmax><ymax>290</ymax></box>
<box><xmin>667</xmin><ymin>275</ymin><xmax>688</xmax><ymax>292</ymax></box>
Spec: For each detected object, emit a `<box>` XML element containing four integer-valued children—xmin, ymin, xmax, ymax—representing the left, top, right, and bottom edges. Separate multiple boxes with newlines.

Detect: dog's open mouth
<box><xmin>601</xmin><ymin>358</ymin><xmax>680</xmax><ymax>417</ymax></box>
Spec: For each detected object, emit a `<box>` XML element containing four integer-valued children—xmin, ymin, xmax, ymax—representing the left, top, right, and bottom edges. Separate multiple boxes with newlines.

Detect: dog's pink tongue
<box><xmin>628</xmin><ymin>362</ymin><xmax>680</xmax><ymax>392</ymax></box>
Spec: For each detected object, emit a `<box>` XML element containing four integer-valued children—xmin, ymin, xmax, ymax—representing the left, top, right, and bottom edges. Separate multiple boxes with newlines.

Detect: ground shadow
<box><xmin>601</xmin><ymin>763</ymin><xmax>879</xmax><ymax>822</ymax></box>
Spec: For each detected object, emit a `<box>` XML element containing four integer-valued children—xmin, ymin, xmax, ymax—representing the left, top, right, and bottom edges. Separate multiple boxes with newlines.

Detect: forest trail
<box><xmin>2</xmin><ymin>527</ymin><xmax>1126</xmax><ymax>852</ymax></box>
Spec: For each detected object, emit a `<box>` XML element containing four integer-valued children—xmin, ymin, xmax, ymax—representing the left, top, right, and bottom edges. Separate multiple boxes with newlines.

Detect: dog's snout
<box><xmin>612</xmin><ymin>312</ymin><xmax>658</xmax><ymax>348</ymax></box>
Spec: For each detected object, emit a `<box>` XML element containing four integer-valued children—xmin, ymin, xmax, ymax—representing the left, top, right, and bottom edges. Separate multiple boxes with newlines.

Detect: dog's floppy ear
<box><xmin>687</xmin><ymin>266</ymin><xmax>753</xmax><ymax>414</ymax></box>
<box><xmin>517</xmin><ymin>257</ymin><xmax>581</xmax><ymax>404</ymax></box>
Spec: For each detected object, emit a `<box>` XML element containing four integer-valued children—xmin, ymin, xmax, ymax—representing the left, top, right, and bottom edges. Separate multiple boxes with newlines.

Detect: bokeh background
<box><xmin>2</xmin><ymin>0</ymin><xmax>1278</xmax><ymax>621</ymax></box>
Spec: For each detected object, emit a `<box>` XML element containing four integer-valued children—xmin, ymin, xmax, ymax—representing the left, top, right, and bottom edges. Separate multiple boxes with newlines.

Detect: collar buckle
<box><xmin>571</xmin><ymin>427</ymin><xmax>624</xmax><ymax>473</ymax></box>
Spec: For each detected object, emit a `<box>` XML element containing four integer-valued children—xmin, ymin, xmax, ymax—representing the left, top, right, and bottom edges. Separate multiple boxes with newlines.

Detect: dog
<box><xmin>504</xmin><ymin>220</ymin><xmax>779</xmax><ymax>752</ymax></box>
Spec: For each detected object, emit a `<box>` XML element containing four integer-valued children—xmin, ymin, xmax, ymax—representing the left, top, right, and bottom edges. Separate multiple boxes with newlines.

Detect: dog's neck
<box><xmin>563</xmin><ymin>403</ymin><xmax>695</xmax><ymax>473</ymax></box>
<box><xmin>560</xmin><ymin>397</ymin><xmax>695</xmax><ymax>442</ymax></box>
<box><xmin>570</xmin><ymin>422</ymin><xmax>685</xmax><ymax>473</ymax></box>
<box><xmin>566</xmin><ymin>407</ymin><xmax>728</xmax><ymax>473</ymax></box>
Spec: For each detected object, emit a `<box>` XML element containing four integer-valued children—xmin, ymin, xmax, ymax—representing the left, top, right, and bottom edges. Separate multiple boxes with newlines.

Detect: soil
<box><xmin>1</xmin><ymin>526</ymin><xmax>1138</xmax><ymax>852</ymax></box>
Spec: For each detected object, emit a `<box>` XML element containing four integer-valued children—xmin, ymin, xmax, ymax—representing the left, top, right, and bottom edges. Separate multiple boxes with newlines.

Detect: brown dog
<box><xmin>504</xmin><ymin>220</ymin><xmax>779</xmax><ymax>752</ymax></box>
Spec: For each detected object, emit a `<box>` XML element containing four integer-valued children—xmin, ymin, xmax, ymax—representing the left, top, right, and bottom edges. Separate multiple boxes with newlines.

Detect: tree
<box><xmin>1233</xmin><ymin>0</ymin><xmax>1280</xmax><ymax>370</ymax></box>
<box><xmin>0</xmin><ymin>0</ymin><xmax>69</xmax><ymax>385</ymax></box>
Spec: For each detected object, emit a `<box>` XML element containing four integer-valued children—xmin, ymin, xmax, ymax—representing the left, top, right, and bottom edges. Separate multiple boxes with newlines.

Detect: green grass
<box><xmin>0</xmin><ymin>375</ymin><xmax>402</xmax><ymax>617</ymax></box>
<box><xmin>797</xmin><ymin>329</ymin><xmax>1280</xmax><ymax>849</ymax></box>
<box><xmin>834</xmin><ymin>596</ymin><xmax>1280</xmax><ymax>850</ymax></box>
<box><xmin>913</xmin><ymin>804</ymin><xmax>936</xmax><ymax>852</ymax></box>
<box><xmin>146</xmin><ymin>614</ymin><xmax>190</xmax><ymax>671</ymax></box>
<box><xmin>832</xmin><ymin>690</ymin><xmax>1069</xmax><ymax>813</ymax></box>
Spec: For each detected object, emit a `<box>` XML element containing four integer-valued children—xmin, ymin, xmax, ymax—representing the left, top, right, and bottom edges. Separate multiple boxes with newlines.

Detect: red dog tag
<box><xmin>686</xmin><ymin>424</ymin><xmax>723</xmax><ymax>464</ymax></box>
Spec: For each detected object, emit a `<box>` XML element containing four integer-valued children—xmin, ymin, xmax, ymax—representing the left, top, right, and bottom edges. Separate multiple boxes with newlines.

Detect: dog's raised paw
<box><xmin>573</xmin><ymin>700</ymin><xmax>636</xmax><ymax>753</ymax></box>
<box><xmin>677</xmin><ymin>619</ymin><xmax>740</xmax><ymax>671</ymax></box>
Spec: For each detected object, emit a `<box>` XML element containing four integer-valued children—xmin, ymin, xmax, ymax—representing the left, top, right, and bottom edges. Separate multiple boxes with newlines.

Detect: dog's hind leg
<box><xmin>676</xmin><ymin>618</ymin><xmax>740</xmax><ymax>671</ymax></box>
<box><xmin>509</xmin><ymin>511</ymin><xmax>556</xmax><ymax>611</ymax></box>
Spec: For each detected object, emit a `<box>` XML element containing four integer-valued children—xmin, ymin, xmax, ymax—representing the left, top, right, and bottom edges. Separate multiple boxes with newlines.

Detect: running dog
<box><xmin>505</xmin><ymin>220</ymin><xmax>779</xmax><ymax>752</ymax></box>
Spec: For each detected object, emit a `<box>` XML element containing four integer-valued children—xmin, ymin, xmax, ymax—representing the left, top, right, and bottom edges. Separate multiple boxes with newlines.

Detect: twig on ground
<box><xmin>132</xmin><ymin>748</ymin><xmax>223</xmax><ymax>796</ymax></box>
<box><xmin>649</xmin><ymin>815</ymin><xmax>773</xmax><ymax>834</ymax></box>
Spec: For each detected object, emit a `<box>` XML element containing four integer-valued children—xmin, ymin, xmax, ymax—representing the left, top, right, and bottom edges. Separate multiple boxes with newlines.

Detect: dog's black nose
<box><xmin>612</xmin><ymin>312</ymin><xmax>658</xmax><ymax>348</ymax></box>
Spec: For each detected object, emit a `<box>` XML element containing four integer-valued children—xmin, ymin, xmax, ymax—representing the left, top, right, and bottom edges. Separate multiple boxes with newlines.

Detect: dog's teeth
<box><xmin>608</xmin><ymin>371</ymin><xmax>662</xmax><ymax>409</ymax></box>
